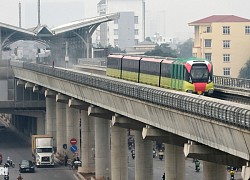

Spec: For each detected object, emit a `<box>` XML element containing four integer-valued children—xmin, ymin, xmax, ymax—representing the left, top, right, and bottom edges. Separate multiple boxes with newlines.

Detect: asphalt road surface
<box><xmin>0</xmin><ymin>128</ymin><xmax>76</xmax><ymax>180</ymax></box>
<box><xmin>0</xmin><ymin>125</ymin><xmax>243</xmax><ymax>180</ymax></box>
<box><xmin>127</xmin><ymin>150</ymin><xmax>242</xmax><ymax>180</ymax></box>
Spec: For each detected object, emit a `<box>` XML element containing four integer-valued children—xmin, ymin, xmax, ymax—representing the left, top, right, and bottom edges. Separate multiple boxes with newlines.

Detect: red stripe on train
<box><xmin>194</xmin><ymin>83</ymin><xmax>206</xmax><ymax>93</ymax></box>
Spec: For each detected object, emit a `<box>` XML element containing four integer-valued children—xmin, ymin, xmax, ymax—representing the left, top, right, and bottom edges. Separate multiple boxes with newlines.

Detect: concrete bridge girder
<box><xmin>16</xmin><ymin>79</ymin><xmax>26</xmax><ymax>86</ymax></box>
<box><xmin>45</xmin><ymin>89</ymin><xmax>57</xmax><ymax>98</ymax></box>
<box><xmin>142</xmin><ymin>126</ymin><xmax>188</xmax><ymax>147</ymax></box>
<box><xmin>33</xmin><ymin>85</ymin><xmax>45</xmax><ymax>94</ymax></box>
<box><xmin>88</xmin><ymin>105</ymin><xmax>113</xmax><ymax>120</ymax></box>
<box><xmin>184</xmin><ymin>143</ymin><xmax>247</xmax><ymax>167</ymax></box>
<box><xmin>25</xmin><ymin>82</ymin><xmax>35</xmax><ymax>89</ymax></box>
<box><xmin>111</xmin><ymin>114</ymin><xmax>145</xmax><ymax>130</ymax></box>
<box><xmin>68</xmin><ymin>98</ymin><xmax>89</xmax><ymax>110</ymax></box>
<box><xmin>13</xmin><ymin>110</ymin><xmax>45</xmax><ymax>119</ymax></box>
<box><xmin>56</xmin><ymin>93</ymin><xmax>69</xmax><ymax>103</ymax></box>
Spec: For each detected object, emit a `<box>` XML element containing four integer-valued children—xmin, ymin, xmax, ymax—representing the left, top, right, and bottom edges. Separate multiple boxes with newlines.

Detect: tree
<box><xmin>176</xmin><ymin>38</ymin><xmax>194</xmax><ymax>58</ymax></box>
<box><xmin>107</xmin><ymin>45</ymin><xmax>126</xmax><ymax>54</ymax></box>
<box><xmin>238</xmin><ymin>59</ymin><xmax>250</xmax><ymax>79</ymax></box>
<box><xmin>144</xmin><ymin>43</ymin><xmax>177</xmax><ymax>57</ymax></box>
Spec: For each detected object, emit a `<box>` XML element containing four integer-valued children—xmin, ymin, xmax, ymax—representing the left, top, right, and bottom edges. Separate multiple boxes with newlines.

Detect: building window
<box><xmin>223</xmin><ymin>40</ymin><xmax>230</xmax><ymax>48</ymax></box>
<box><xmin>134</xmin><ymin>39</ymin><xmax>139</xmax><ymax>45</ymax></box>
<box><xmin>223</xmin><ymin>67</ymin><xmax>231</xmax><ymax>76</ymax></box>
<box><xmin>206</xmin><ymin>26</ymin><xmax>212</xmax><ymax>33</ymax></box>
<box><xmin>204</xmin><ymin>39</ymin><xmax>211</xmax><ymax>48</ymax></box>
<box><xmin>114</xmin><ymin>39</ymin><xmax>118</xmax><ymax>47</ymax></box>
<box><xmin>245</xmin><ymin>26</ymin><xmax>250</xmax><ymax>34</ymax></box>
<box><xmin>205</xmin><ymin>53</ymin><xmax>212</xmax><ymax>61</ymax></box>
<box><xmin>114</xmin><ymin>19</ymin><xmax>118</xmax><ymax>24</ymax></box>
<box><xmin>134</xmin><ymin>16</ymin><xmax>138</xmax><ymax>24</ymax></box>
<box><xmin>134</xmin><ymin>29</ymin><xmax>139</xmax><ymax>35</ymax></box>
<box><xmin>223</xmin><ymin>26</ymin><xmax>230</xmax><ymax>35</ymax></box>
<box><xmin>114</xmin><ymin>29</ymin><xmax>119</xmax><ymax>35</ymax></box>
<box><xmin>223</xmin><ymin>54</ymin><xmax>230</xmax><ymax>62</ymax></box>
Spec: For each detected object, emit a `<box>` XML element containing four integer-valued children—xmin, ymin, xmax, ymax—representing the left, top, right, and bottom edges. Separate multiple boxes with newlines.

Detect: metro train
<box><xmin>107</xmin><ymin>54</ymin><xmax>214</xmax><ymax>95</ymax></box>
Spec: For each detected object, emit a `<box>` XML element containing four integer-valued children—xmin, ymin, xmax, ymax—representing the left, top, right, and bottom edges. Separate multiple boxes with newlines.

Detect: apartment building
<box><xmin>97</xmin><ymin>0</ymin><xmax>145</xmax><ymax>50</ymax></box>
<box><xmin>189</xmin><ymin>15</ymin><xmax>250</xmax><ymax>78</ymax></box>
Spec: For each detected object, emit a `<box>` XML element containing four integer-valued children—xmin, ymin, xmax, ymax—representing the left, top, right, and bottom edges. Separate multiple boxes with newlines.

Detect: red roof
<box><xmin>189</xmin><ymin>15</ymin><xmax>250</xmax><ymax>25</ymax></box>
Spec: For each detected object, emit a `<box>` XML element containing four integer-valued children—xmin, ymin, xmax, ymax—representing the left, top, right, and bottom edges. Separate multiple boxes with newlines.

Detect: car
<box><xmin>19</xmin><ymin>160</ymin><xmax>35</xmax><ymax>173</ymax></box>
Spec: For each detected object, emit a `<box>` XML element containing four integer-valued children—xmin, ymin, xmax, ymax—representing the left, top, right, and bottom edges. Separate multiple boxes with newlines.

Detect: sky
<box><xmin>1</xmin><ymin>0</ymin><xmax>250</xmax><ymax>41</ymax></box>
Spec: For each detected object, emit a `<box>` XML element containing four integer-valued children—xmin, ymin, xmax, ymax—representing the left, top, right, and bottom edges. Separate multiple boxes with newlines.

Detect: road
<box><xmin>0</xmin><ymin>128</ymin><xmax>76</xmax><ymax>180</ymax></box>
<box><xmin>0</xmin><ymin>125</ymin><xmax>242</xmax><ymax>180</ymax></box>
<box><xmin>127</xmin><ymin>149</ymin><xmax>242</xmax><ymax>180</ymax></box>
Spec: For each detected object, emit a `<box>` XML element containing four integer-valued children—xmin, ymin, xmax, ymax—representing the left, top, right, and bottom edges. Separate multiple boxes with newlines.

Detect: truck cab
<box><xmin>32</xmin><ymin>135</ymin><xmax>55</xmax><ymax>167</ymax></box>
<box><xmin>35</xmin><ymin>146</ymin><xmax>54</xmax><ymax>167</ymax></box>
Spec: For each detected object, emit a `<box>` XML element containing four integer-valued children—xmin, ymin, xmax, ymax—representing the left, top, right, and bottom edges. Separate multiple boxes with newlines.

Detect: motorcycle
<box><xmin>70</xmin><ymin>160</ymin><xmax>82</xmax><ymax>170</ymax></box>
<box><xmin>194</xmin><ymin>159</ymin><xmax>200</xmax><ymax>172</ymax></box>
<box><xmin>158</xmin><ymin>151</ymin><xmax>163</xmax><ymax>160</ymax></box>
<box><xmin>131</xmin><ymin>152</ymin><xmax>135</xmax><ymax>159</ymax></box>
<box><xmin>195</xmin><ymin>166</ymin><xmax>200</xmax><ymax>172</ymax></box>
<box><xmin>4</xmin><ymin>160</ymin><xmax>15</xmax><ymax>168</ymax></box>
<box><xmin>153</xmin><ymin>149</ymin><xmax>156</xmax><ymax>158</ymax></box>
<box><xmin>131</xmin><ymin>149</ymin><xmax>135</xmax><ymax>159</ymax></box>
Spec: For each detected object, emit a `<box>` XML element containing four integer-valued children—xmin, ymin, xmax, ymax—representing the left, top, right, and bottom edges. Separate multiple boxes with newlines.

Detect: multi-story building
<box><xmin>97</xmin><ymin>0</ymin><xmax>145</xmax><ymax>50</ymax></box>
<box><xmin>189</xmin><ymin>15</ymin><xmax>250</xmax><ymax>78</ymax></box>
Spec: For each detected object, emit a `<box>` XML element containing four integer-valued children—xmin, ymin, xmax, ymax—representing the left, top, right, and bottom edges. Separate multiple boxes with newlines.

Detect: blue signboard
<box><xmin>63</xmin><ymin>144</ymin><xmax>67</xmax><ymax>149</ymax></box>
<box><xmin>70</xmin><ymin>145</ymin><xmax>77</xmax><ymax>153</ymax></box>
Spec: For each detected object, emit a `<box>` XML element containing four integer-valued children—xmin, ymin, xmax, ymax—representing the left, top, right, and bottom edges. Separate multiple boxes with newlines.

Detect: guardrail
<box><xmin>213</xmin><ymin>76</ymin><xmax>250</xmax><ymax>92</ymax></box>
<box><xmin>10</xmin><ymin>61</ymin><xmax>250</xmax><ymax>130</ymax></box>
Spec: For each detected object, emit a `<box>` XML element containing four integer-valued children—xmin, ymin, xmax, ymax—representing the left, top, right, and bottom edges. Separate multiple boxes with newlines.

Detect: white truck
<box><xmin>31</xmin><ymin>135</ymin><xmax>55</xmax><ymax>167</ymax></box>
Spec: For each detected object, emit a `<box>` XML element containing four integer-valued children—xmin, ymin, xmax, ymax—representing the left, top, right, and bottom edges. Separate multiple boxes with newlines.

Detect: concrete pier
<box><xmin>165</xmin><ymin>144</ymin><xmax>185</xmax><ymax>180</ymax></box>
<box><xmin>78</xmin><ymin>110</ymin><xmax>95</xmax><ymax>173</ymax></box>
<box><xmin>95</xmin><ymin>117</ymin><xmax>111</xmax><ymax>180</ymax></box>
<box><xmin>56</xmin><ymin>102</ymin><xmax>66</xmax><ymax>155</ymax></box>
<box><xmin>111</xmin><ymin>126</ymin><xmax>128</xmax><ymax>180</ymax></box>
<box><xmin>203</xmin><ymin>161</ymin><xmax>227</xmax><ymax>180</ymax></box>
<box><xmin>45</xmin><ymin>97</ymin><xmax>56</xmax><ymax>144</ymax></box>
<box><xmin>134</xmin><ymin>130</ymin><xmax>153</xmax><ymax>180</ymax></box>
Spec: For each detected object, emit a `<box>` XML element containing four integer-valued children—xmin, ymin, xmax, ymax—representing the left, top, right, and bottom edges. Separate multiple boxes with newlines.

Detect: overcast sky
<box><xmin>1</xmin><ymin>0</ymin><xmax>250</xmax><ymax>40</ymax></box>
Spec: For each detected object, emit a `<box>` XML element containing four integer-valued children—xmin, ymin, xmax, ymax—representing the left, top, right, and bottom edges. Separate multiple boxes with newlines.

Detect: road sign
<box><xmin>70</xmin><ymin>138</ymin><xmax>77</xmax><ymax>145</ymax></box>
<box><xmin>63</xmin><ymin>144</ymin><xmax>67</xmax><ymax>149</ymax></box>
<box><xmin>70</xmin><ymin>145</ymin><xmax>77</xmax><ymax>153</ymax></box>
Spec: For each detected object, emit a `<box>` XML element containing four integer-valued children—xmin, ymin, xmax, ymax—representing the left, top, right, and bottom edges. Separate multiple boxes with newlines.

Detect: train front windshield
<box><xmin>190</xmin><ymin>64</ymin><xmax>209</xmax><ymax>82</ymax></box>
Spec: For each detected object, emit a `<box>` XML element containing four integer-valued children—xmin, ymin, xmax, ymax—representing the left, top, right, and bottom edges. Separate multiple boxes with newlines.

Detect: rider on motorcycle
<box><xmin>17</xmin><ymin>174</ymin><xmax>23</xmax><ymax>180</ymax></box>
<box><xmin>230</xmin><ymin>167</ymin><xmax>235</xmax><ymax>180</ymax></box>
<box><xmin>194</xmin><ymin>159</ymin><xmax>200</xmax><ymax>172</ymax></box>
<box><xmin>6</xmin><ymin>157</ymin><xmax>12</xmax><ymax>166</ymax></box>
<box><xmin>71</xmin><ymin>155</ymin><xmax>81</xmax><ymax>169</ymax></box>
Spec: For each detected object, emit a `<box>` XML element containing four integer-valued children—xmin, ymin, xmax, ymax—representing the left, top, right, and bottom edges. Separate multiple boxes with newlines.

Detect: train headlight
<box><xmin>197</xmin><ymin>91</ymin><xmax>203</xmax><ymax>95</ymax></box>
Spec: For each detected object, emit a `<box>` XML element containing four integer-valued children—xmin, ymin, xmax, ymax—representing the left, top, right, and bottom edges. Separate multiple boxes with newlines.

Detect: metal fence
<box><xmin>213</xmin><ymin>75</ymin><xmax>250</xmax><ymax>91</ymax></box>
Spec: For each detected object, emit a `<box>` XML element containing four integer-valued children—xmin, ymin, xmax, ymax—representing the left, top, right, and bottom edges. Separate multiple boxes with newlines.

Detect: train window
<box><xmin>107</xmin><ymin>57</ymin><xmax>121</xmax><ymax>69</ymax></box>
<box><xmin>161</xmin><ymin>63</ymin><xmax>171</xmax><ymax>77</ymax></box>
<box><xmin>190</xmin><ymin>64</ymin><xmax>209</xmax><ymax>82</ymax></box>
<box><xmin>140</xmin><ymin>61</ymin><xmax>160</xmax><ymax>75</ymax></box>
<box><xmin>122</xmin><ymin>58</ymin><xmax>139</xmax><ymax>72</ymax></box>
